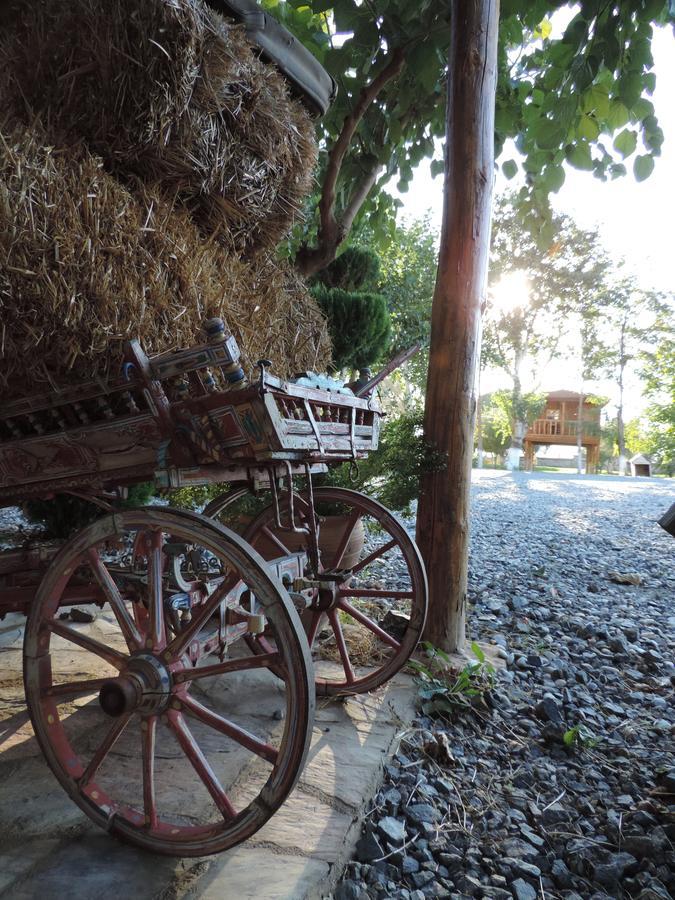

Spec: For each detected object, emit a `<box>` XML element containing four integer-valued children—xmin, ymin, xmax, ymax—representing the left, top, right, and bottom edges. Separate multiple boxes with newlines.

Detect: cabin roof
<box><xmin>630</xmin><ymin>453</ymin><xmax>651</xmax><ymax>464</ymax></box>
<box><xmin>545</xmin><ymin>390</ymin><xmax>607</xmax><ymax>405</ymax></box>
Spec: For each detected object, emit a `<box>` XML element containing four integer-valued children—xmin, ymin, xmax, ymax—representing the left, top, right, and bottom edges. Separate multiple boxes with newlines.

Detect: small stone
<box><xmin>402</xmin><ymin>856</ymin><xmax>420</xmax><ymax>875</ymax></box>
<box><xmin>380</xmin><ymin>787</ymin><xmax>402</xmax><ymax>807</ymax></box>
<box><xmin>501</xmin><ymin>839</ymin><xmax>539</xmax><ymax>862</ymax></box>
<box><xmin>551</xmin><ymin>859</ymin><xmax>573</xmax><ymax>888</ymax></box>
<box><xmin>592</xmin><ymin>852</ymin><xmax>638</xmax><ymax>887</ymax></box>
<box><xmin>405</xmin><ymin>804</ymin><xmax>441</xmax><ymax>826</ymax></box>
<box><xmin>377</xmin><ymin>816</ymin><xmax>406</xmax><ymax>845</ymax></box>
<box><xmin>534</xmin><ymin>697</ymin><xmax>563</xmax><ymax>724</ymax></box>
<box><xmin>410</xmin><ymin>870</ymin><xmax>434</xmax><ymax>889</ymax></box>
<box><xmin>335</xmin><ymin>881</ymin><xmax>362</xmax><ymax>900</ymax></box>
<box><xmin>69</xmin><ymin>607</ymin><xmax>96</xmax><ymax>623</ymax></box>
<box><xmin>623</xmin><ymin>835</ymin><xmax>661</xmax><ymax>860</ymax></box>
<box><xmin>381</xmin><ymin>609</ymin><xmax>410</xmax><ymax>639</ymax></box>
<box><xmin>656</xmin><ymin>769</ymin><xmax>675</xmax><ymax>793</ymax></box>
<box><xmin>354</xmin><ymin>829</ymin><xmax>382</xmax><ymax>862</ymax></box>
<box><xmin>511</xmin><ymin>878</ymin><xmax>537</xmax><ymax>900</ymax></box>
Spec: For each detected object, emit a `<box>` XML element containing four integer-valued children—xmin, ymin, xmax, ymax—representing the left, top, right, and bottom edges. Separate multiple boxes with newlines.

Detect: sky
<box><xmin>394</xmin><ymin>26</ymin><xmax>674</xmax><ymax>422</ymax></box>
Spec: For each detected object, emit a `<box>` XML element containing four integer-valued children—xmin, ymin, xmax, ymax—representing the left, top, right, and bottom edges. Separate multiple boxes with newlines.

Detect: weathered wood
<box><xmin>416</xmin><ymin>0</ymin><xmax>499</xmax><ymax>652</ymax></box>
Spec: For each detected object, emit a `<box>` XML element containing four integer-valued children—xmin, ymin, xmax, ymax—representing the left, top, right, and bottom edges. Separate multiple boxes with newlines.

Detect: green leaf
<box><xmin>430</xmin><ymin>159</ymin><xmax>444</xmax><ymax>178</ymax></box>
<box><xmin>563</xmin><ymin>726</ymin><xmax>579</xmax><ymax>747</ymax></box>
<box><xmin>613</xmin><ymin>129</ymin><xmax>637</xmax><ymax>158</ymax></box>
<box><xmin>619</xmin><ymin>72</ymin><xmax>643</xmax><ymax>108</ymax></box>
<box><xmin>577</xmin><ymin>115</ymin><xmax>599</xmax><ymax>141</ymax></box>
<box><xmin>495</xmin><ymin>105</ymin><xmax>517</xmax><ymax>134</ymax></box>
<box><xmin>632</xmin><ymin>98</ymin><xmax>655</xmax><ymax>120</ymax></box>
<box><xmin>607</xmin><ymin>100</ymin><xmax>630</xmax><ymax>130</ymax></box>
<box><xmin>502</xmin><ymin>159</ymin><xmax>518</xmax><ymax>179</ymax></box>
<box><xmin>633</xmin><ymin>154</ymin><xmax>655</xmax><ymax>182</ymax></box>
<box><xmin>471</xmin><ymin>641</ymin><xmax>486</xmax><ymax>663</ymax></box>
<box><xmin>581</xmin><ymin>85</ymin><xmax>610</xmax><ymax>117</ymax></box>
<box><xmin>533</xmin><ymin>117</ymin><xmax>565</xmax><ymax>150</ymax></box>
<box><xmin>542</xmin><ymin>163</ymin><xmax>565</xmax><ymax>192</ymax></box>
<box><xmin>566</xmin><ymin>142</ymin><xmax>594</xmax><ymax>170</ymax></box>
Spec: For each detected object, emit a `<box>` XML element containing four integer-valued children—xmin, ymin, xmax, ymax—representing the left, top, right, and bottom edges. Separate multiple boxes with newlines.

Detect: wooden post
<box><xmin>416</xmin><ymin>0</ymin><xmax>499</xmax><ymax>653</ymax></box>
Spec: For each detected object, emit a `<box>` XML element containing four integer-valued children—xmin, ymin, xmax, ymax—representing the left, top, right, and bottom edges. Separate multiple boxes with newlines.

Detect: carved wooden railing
<box><xmin>528</xmin><ymin>419</ymin><xmax>600</xmax><ymax>438</ymax></box>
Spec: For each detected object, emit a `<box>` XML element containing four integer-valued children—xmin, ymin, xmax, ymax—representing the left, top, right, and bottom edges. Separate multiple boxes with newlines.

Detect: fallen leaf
<box><xmin>609</xmin><ymin>572</ymin><xmax>643</xmax><ymax>586</ymax></box>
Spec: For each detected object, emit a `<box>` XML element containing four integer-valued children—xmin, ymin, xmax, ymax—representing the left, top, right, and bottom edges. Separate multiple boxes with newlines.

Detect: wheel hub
<box><xmin>99</xmin><ymin>652</ymin><xmax>173</xmax><ymax>717</ymax></box>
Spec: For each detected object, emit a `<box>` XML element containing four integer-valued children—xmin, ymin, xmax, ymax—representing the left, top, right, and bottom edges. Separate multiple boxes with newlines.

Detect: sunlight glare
<box><xmin>489</xmin><ymin>270</ymin><xmax>530</xmax><ymax>315</ymax></box>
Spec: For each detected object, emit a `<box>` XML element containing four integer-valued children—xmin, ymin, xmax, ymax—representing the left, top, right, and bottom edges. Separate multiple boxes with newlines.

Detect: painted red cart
<box><xmin>0</xmin><ymin>321</ymin><xmax>428</xmax><ymax>857</ymax></box>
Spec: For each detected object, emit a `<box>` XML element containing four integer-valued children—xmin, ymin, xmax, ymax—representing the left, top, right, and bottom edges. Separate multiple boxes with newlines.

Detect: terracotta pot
<box><xmin>260</xmin><ymin>513</ymin><xmax>365</xmax><ymax>569</ymax></box>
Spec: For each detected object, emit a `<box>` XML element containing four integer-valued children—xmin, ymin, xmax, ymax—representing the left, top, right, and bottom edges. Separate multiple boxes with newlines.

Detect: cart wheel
<box><xmin>206</xmin><ymin>488</ymin><xmax>428</xmax><ymax>696</ymax></box>
<box><xmin>23</xmin><ymin>508</ymin><xmax>313</xmax><ymax>857</ymax></box>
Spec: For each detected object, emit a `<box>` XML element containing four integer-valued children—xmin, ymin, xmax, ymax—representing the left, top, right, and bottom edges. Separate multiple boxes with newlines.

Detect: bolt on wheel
<box><xmin>23</xmin><ymin>508</ymin><xmax>314</xmax><ymax>857</ymax></box>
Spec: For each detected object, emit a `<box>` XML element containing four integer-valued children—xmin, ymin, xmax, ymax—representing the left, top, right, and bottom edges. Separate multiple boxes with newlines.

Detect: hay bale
<box><xmin>0</xmin><ymin>127</ymin><xmax>330</xmax><ymax>398</ymax></box>
<box><xmin>0</xmin><ymin>0</ymin><xmax>317</xmax><ymax>255</ymax></box>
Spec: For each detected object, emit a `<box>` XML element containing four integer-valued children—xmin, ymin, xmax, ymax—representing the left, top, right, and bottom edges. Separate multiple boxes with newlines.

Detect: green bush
<box><xmin>320</xmin><ymin>408</ymin><xmax>446</xmax><ymax>514</ymax></box>
<box><xmin>23</xmin><ymin>481</ymin><xmax>155</xmax><ymax>539</ymax></box>
<box><xmin>312</xmin><ymin>284</ymin><xmax>390</xmax><ymax>372</ymax></box>
<box><xmin>315</xmin><ymin>246</ymin><xmax>380</xmax><ymax>291</ymax></box>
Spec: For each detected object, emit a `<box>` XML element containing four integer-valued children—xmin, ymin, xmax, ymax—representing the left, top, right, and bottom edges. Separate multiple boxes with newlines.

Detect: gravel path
<box><xmin>334</xmin><ymin>472</ymin><xmax>675</xmax><ymax>900</ymax></box>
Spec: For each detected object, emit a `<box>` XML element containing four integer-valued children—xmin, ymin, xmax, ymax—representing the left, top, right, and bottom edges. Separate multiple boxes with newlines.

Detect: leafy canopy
<box><xmin>264</xmin><ymin>0</ymin><xmax>672</xmax><ymax>250</ymax></box>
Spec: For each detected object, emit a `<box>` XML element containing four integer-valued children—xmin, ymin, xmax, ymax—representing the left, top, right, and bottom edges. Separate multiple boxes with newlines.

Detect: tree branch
<box><xmin>340</xmin><ymin>160</ymin><xmax>381</xmax><ymax>237</ymax></box>
<box><xmin>319</xmin><ymin>47</ymin><xmax>405</xmax><ymax>237</ymax></box>
<box><xmin>296</xmin><ymin>47</ymin><xmax>406</xmax><ymax>277</ymax></box>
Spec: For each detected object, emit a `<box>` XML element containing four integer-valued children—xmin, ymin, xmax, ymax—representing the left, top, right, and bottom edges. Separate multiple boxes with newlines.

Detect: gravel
<box><xmin>331</xmin><ymin>472</ymin><xmax>675</xmax><ymax>900</ymax></box>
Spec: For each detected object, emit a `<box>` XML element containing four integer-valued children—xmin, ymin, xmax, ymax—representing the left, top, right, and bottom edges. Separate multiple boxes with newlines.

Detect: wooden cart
<box><xmin>0</xmin><ymin>321</ymin><xmax>427</xmax><ymax>857</ymax></box>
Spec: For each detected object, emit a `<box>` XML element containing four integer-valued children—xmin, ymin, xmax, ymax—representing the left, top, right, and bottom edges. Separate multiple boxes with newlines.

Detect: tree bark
<box><xmin>506</xmin><ymin>366</ymin><xmax>525</xmax><ymax>471</ymax></box>
<box><xmin>416</xmin><ymin>0</ymin><xmax>499</xmax><ymax>653</ymax></box>
<box><xmin>295</xmin><ymin>50</ymin><xmax>406</xmax><ymax>278</ymax></box>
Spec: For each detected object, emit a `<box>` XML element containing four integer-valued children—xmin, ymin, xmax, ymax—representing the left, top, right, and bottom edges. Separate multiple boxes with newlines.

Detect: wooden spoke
<box><xmin>349</xmin><ymin>539</ymin><xmax>397</xmax><ymax>576</ymax></box>
<box><xmin>255</xmin><ymin>526</ymin><xmax>292</xmax><ymax>557</ymax></box>
<box><xmin>338</xmin><ymin>598</ymin><xmax>401</xmax><ymax>650</ymax></box>
<box><xmin>145</xmin><ymin>530</ymin><xmax>165</xmax><ymax>651</ymax></box>
<box><xmin>169</xmin><ymin>711</ymin><xmax>236</xmax><ymax>819</ymax></box>
<box><xmin>304</xmin><ymin>610</ymin><xmax>323</xmax><ymax>648</ymax></box>
<box><xmin>142</xmin><ymin>716</ymin><xmax>158</xmax><ymax>830</ymax></box>
<box><xmin>338</xmin><ymin>588</ymin><xmax>414</xmax><ymax>600</ymax></box>
<box><xmin>330</xmin><ymin>509</ymin><xmax>362</xmax><ymax>569</ymax></box>
<box><xmin>47</xmin><ymin>620</ymin><xmax>127</xmax><ymax>670</ymax></box>
<box><xmin>182</xmin><ymin>696</ymin><xmax>278</xmax><ymax>765</ymax></box>
<box><xmin>327</xmin><ymin>609</ymin><xmax>355</xmax><ymax>684</ymax></box>
<box><xmin>44</xmin><ymin>677</ymin><xmax>110</xmax><ymax>700</ymax></box>
<box><xmin>166</xmin><ymin>572</ymin><xmax>240</xmax><ymax>661</ymax></box>
<box><xmin>79</xmin><ymin>712</ymin><xmax>132</xmax><ymax>788</ymax></box>
<box><xmin>178</xmin><ymin>652</ymin><xmax>281</xmax><ymax>683</ymax></box>
<box><xmin>86</xmin><ymin>548</ymin><xmax>143</xmax><ymax>650</ymax></box>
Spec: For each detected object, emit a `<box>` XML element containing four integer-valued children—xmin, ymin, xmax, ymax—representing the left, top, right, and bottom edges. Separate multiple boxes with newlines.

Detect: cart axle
<box><xmin>99</xmin><ymin>652</ymin><xmax>172</xmax><ymax>717</ymax></box>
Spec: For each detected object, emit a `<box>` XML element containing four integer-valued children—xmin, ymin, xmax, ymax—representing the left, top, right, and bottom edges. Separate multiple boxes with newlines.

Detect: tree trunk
<box><xmin>416</xmin><ymin>0</ymin><xmax>499</xmax><ymax>653</ymax></box>
<box><xmin>617</xmin><ymin>319</ymin><xmax>627</xmax><ymax>475</ymax></box>
<box><xmin>506</xmin><ymin>370</ymin><xmax>525</xmax><ymax>471</ymax></box>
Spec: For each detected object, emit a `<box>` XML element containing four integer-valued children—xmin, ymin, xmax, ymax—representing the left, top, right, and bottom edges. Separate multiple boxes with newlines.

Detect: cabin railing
<box><xmin>528</xmin><ymin>419</ymin><xmax>601</xmax><ymax>438</ymax></box>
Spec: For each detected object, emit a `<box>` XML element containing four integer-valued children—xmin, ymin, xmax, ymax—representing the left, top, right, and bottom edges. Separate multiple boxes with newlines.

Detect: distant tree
<box><xmin>476</xmin><ymin>390</ymin><xmax>544</xmax><ymax>464</ymax></box>
<box><xmin>484</xmin><ymin>193</ymin><xmax>609</xmax><ymax>468</ymax></box>
<box><xmin>639</xmin><ymin>310</ymin><xmax>675</xmax><ymax>472</ymax></box>
<box><xmin>376</xmin><ymin>217</ymin><xmax>438</xmax><ymax>392</ymax></box>
<box><xmin>594</xmin><ymin>279</ymin><xmax>664</xmax><ymax>473</ymax></box>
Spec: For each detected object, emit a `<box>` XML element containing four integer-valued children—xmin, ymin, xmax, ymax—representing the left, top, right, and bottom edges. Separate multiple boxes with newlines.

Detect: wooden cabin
<box><xmin>523</xmin><ymin>390</ymin><xmax>606</xmax><ymax>473</ymax></box>
<box><xmin>629</xmin><ymin>453</ymin><xmax>652</xmax><ymax>477</ymax></box>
